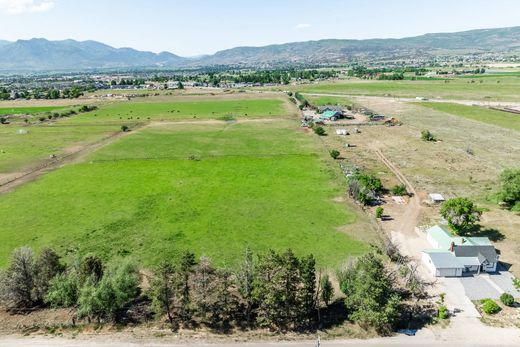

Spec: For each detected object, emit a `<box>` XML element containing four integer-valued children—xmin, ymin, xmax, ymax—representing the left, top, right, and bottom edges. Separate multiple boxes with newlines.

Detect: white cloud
<box><xmin>0</xmin><ymin>0</ymin><xmax>55</xmax><ymax>15</ymax></box>
<box><xmin>295</xmin><ymin>23</ymin><xmax>311</xmax><ymax>29</ymax></box>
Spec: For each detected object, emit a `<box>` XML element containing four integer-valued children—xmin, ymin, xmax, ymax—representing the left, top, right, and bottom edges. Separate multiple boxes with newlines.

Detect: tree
<box><xmin>33</xmin><ymin>248</ymin><xmax>63</xmax><ymax>303</ymax></box>
<box><xmin>0</xmin><ymin>247</ymin><xmax>36</xmax><ymax>309</ymax></box>
<box><xmin>236</xmin><ymin>247</ymin><xmax>255</xmax><ymax>325</ymax></box>
<box><xmin>121</xmin><ymin>125</ymin><xmax>130</xmax><ymax>132</ymax></box>
<box><xmin>375</xmin><ymin>206</ymin><xmax>384</xmax><ymax>219</ymax></box>
<box><xmin>150</xmin><ymin>260</ymin><xmax>177</xmax><ymax>326</ymax></box>
<box><xmin>420</xmin><ymin>130</ymin><xmax>436</xmax><ymax>142</ymax></box>
<box><xmin>192</xmin><ymin>256</ymin><xmax>217</xmax><ymax>321</ymax></box>
<box><xmin>210</xmin><ymin>269</ymin><xmax>239</xmax><ymax>329</ymax></box>
<box><xmin>440</xmin><ymin>197</ymin><xmax>482</xmax><ymax>233</ymax></box>
<box><xmin>45</xmin><ymin>272</ymin><xmax>79</xmax><ymax>308</ymax></box>
<box><xmin>178</xmin><ymin>251</ymin><xmax>196</xmax><ymax>322</ymax></box>
<box><xmin>177</xmin><ymin>81</ymin><xmax>184</xmax><ymax>89</ymax></box>
<box><xmin>330</xmin><ymin>149</ymin><xmax>340</xmax><ymax>159</ymax></box>
<box><xmin>299</xmin><ymin>254</ymin><xmax>317</xmax><ymax>328</ymax></box>
<box><xmin>319</xmin><ymin>274</ymin><xmax>334</xmax><ymax>306</ymax></box>
<box><xmin>314</xmin><ymin>126</ymin><xmax>326</xmax><ymax>136</ymax></box>
<box><xmin>79</xmin><ymin>254</ymin><xmax>104</xmax><ymax>284</ymax></box>
<box><xmin>498</xmin><ymin>168</ymin><xmax>520</xmax><ymax>211</ymax></box>
<box><xmin>77</xmin><ymin>258</ymin><xmax>140</xmax><ymax>322</ymax></box>
<box><xmin>339</xmin><ymin>252</ymin><xmax>400</xmax><ymax>334</ymax></box>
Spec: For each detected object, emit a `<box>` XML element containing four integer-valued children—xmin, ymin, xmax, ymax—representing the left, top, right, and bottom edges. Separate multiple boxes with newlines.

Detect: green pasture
<box><xmin>0</xmin><ymin>120</ymin><xmax>367</xmax><ymax>268</ymax></box>
<box><xmin>291</xmin><ymin>77</ymin><xmax>520</xmax><ymax>101</ymax></box>
<box><xmin>0</xmin><ymin>106</ymin><xmax>69</xmax><ymax>115</ymax></box>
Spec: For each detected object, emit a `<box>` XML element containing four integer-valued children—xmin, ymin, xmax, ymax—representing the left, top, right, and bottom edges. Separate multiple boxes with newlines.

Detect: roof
<box><xmin>457</xmin><ymin>257</ymin><xmax>482</xmax><ymax>267</ymax></box>
<box><xmin>423</xmin><ymin>251</ymin><xmax>464</xmax><ymax>269</ymax></box>
<box><xmin>429</xmin><ymin>193</ymin><xmax>445</xmax><ymax>201</ymax></box>
<box><xmin>426</xmin><ymin>225</ymin><xmax>493</xmax><ymax>250</ymax></box>
<box><xmin>321</xmin><ymin>110</ymin><xmax>341</xmax><ymax>119</ymax></box>
<box><xmin>319</xmin><ymin>105</ymin><xmax>343</xmax><ymax>112</ymax></box>
<box><xmin>453</xmin><ymin>245</ymin><xmax>498</xmax><ymax>264</ymax></box>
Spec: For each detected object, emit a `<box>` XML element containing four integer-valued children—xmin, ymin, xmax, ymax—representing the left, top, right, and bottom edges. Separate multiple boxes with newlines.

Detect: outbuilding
<box><xmin>428</xmin><ymin>193</ymin><xmax>445</xmax><ymax>204</ymax></box>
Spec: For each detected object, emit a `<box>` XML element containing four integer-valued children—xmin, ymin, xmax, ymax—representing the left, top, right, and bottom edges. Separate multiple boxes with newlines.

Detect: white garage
<box><xmin>422</xmin><ymin>251</ymin><xmax>464</xmax><ymax>277</ymax></box>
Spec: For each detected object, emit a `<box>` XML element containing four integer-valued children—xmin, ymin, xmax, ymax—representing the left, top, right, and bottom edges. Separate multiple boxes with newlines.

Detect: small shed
<box><xmin>335</xmin><ymin>128</ymin><xmax>348</xmax><ymax>136</ymax></box>
<box><xmin>428</xmin><ymin>193</ymin><xmax>445</xmax><ymax>204</ymax></box>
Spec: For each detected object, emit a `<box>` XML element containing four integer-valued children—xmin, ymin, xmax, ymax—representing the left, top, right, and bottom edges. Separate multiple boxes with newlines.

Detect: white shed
<box><xmin>335</xmin><ymin>128</ymin><xmax>348</xmax><ymax>136</ymax></box>
<box><xmin>429</xmin><ymin>193</ymin><xmax>445</xmax><ymax>204</ymax></box>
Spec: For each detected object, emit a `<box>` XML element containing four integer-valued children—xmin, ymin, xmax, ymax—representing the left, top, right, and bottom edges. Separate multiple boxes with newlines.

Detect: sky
<box><xmin>1</xmin><ymin>0</ymin><xmax>520</xmax><ymax>56</ymax></box>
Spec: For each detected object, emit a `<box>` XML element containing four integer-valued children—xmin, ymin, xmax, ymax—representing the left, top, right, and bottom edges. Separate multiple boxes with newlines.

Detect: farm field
<box><xmin>0</xmin><ymin>119</ymin><xmax>372</xmax><ymax>268</ymax></box>
<box><xmin>0</xmin><ymin>93</ymin><xmax>293</xmax><ymax>177</ymax></box>
<box><xmin>305</xmin><ymin>95</ymin><xmax>353</xmax><ymax>107</ymax></box>
<box><xmin>0</xmin><ymin>124</ymin><xmax>120</xmax><ymax>174</ymax></box>
<box><xmin>416</xmin><ymin>102</ymin><xmax>520</xmax><ymax>132</ymax></box>
<box><xmin>63</xmin><ymin>96</ymin><xmax>291</xmax><ymax>125</ymax></box>
<box><xmin>0</xmin><ymin>106</ymin><xmax>69</xmax><ymax>115</ymax></box>
<box><xmin>289</xmin><ymin>77</ymin><xmax>520</xmax><ymax>101</ymax></box>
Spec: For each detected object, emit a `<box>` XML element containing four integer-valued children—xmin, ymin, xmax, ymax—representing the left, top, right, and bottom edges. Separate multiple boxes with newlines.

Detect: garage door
<box><xmin>438</xmin><ymin>268</ymin><xmax>461</xmax><ymax>277</ymax></box>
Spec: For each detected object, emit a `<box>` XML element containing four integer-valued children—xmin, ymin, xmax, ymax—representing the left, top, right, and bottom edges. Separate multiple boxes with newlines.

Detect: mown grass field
<box><xmin>290</xmin><ymin>77</ymin><xmax>520</xmax><ymax>101</ymax></box>
<box><xmin>0</xmin><ymin>120</ymin><xmax>368</xmax><ymax>268</ymax></box>
<box><xmin>0</xmin><ymin>95</ymin><xmax>292</xmax><ymax>175</ymax></box>
<box><xmin>0</xmin><ymin>124</ymin><xmax>120</xmax><ymax>173</ymax></box>
<box><xmin>65</xmin><ymin>98</ymin><xmax>288</xmax><ymax>125</ymax></box>
<box><xmin>416</xmin><ymin>102</ymin><xmax>520</xmax><ymax>132</ymax></box>
<box><xmin>0</xmin><ymin>106</ymin><xmax>69</xmax><ymax>115</ymax></box>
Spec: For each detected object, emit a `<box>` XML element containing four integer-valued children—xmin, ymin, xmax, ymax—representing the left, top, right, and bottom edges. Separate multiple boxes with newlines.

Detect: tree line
<box><xmin>0</xmin><ymin>246</ymin><xmax>405</xmax><ymax>335</ymax></box>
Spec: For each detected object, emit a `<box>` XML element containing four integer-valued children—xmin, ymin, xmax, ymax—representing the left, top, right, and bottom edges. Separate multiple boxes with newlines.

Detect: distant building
<box><xmin>319</xmin><ymin>110</ymin><xmax>343</xmax><ymax>121</ymax></box>
<box><xmin>318</xmin><ymin>105</ymin><xmax>343</xmax><ymax>114</ymax></box>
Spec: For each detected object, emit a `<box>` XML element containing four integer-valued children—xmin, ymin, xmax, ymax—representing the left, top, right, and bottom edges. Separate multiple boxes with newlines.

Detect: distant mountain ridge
<box><xmin>0</xmin><ymin>38</ymin><xmax>186</xmax><ymax>71</ymax></box>
<box><xmin>2</xmin><ymin>26</ymin><xmax>520</xmax><ymax>72</ymax></box>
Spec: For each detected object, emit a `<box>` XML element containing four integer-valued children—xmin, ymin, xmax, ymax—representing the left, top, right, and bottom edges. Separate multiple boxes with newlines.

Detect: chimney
<box><xmin>450</xmin><ymin>242</ymin><xmax>455</xmax><ymax>252</ymax></box>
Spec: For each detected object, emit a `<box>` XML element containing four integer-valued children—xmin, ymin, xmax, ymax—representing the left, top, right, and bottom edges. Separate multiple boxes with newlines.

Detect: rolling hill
<box><xmin>1</xmin><ymin>26</ymin><xmax>520</xmax><ymax>71</ymax></box>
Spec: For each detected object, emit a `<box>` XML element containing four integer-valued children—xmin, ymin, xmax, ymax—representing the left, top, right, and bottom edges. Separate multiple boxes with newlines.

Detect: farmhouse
<box><xmin>422</xmin><ymin>225</ymin><xmax>499</xmax><ymax>277</ymax></box>
<box><xmin>318</xmin><ymin>105</ymin><xmax>343</xmax><ymax>113</ymax></box>
<box><xmin>319</xmin><ymin>110</ymin><xmax>343</xmax><ymax>121</ymax></box>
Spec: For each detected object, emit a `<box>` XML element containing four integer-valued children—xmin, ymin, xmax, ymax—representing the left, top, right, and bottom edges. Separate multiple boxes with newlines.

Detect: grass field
<box><xmin>0</xmin><ymin>120</ymin><xmax>368</xmax><ymax>268</ymax></box>
<box><xmin>289</xmin><ymin>77</ymin><xmax>520</xmax><ymax>101</ymax></box>
<box><xmin>0</xmin><ymin>95</ymin><xmax>293</xmax><ymax>176</ymax></box>
<box><xmin>0</xmin><ymin>124</ymin><xmax>120</xmax><ymax>174</ymax></box>
<box><xmin>0</xmin><ymin>106</ymin><xmax>69</xmax><ymax>115</ymax></box>
<box><xmin>64</xmin><ymin>97</ymin><xmax>289</xmax><ymax>125</ymax></box>
<box><xmin>305</xmin><ymin>95</ymin><xmax>353</xmax><ymax>107</ymax></box>
<box><xmin>416</xmin><ymin>102</ymin><xmax>520</xmax><ymax>132</ymax></box>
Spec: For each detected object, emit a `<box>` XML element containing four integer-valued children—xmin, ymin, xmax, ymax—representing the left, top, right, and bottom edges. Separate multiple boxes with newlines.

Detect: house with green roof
<box><xmin>422</xmin><ymin>225</ymin><xmax>499</xmax><ymax>277</ymax></box>
<box><xmin>319</xmin><ymin>110</ymin><xmax>343</xmax><ymax>121</ymax></box>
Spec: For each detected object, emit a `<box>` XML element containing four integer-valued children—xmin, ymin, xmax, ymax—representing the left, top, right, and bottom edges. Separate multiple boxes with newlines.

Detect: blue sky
<box><xmin>1</xmin><ymin>0</ymin><xmax>520</xmax><ymax>56</ymax></box>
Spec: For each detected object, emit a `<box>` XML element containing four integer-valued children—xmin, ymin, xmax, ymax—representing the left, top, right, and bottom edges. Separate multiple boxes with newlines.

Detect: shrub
<box><xmin>438</xmin><ymin>305</ymin><xmax>448</xmax><ymax>319</ymax></box>
<box><xmin>121</xmin><ymin>125</ymin><xmax>130</xmax><ymax>132</ymax></box>
<box><xmin>421</xmin><ymin>130</ymin><xmax>436</xmax><ymax>141</ymax></box>
<box><xmin>481</xmin><ymin>299</ymin><xmax>501</xmax><ymax>315</ymax></box>
<box><xmin>330</xmin><ymin>149</ymin><xmax>340</xmax><ymax>159</ymax></box>
<box><xmin>390</xmin><ymin>184</ymin><xmax>407</xmax><ymax>196</ymax></box>
<box><xmin>314</xmin><ymin>126</ymin><xmax>326</xmax><ymax>136</ymax></box>
<box><xmin>375</xmin><ymin>206</ymin><xmax>384</xmax><ymax>219</ymax></box>
<box><xmin>500</xmin><ymin>293</ymin><xmax>514</xmax><ymax>307</ymax></box>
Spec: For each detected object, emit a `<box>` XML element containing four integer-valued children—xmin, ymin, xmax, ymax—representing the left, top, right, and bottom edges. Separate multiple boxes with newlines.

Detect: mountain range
<box><xmin>1</xmin><ymin>26</ymin><xmax>520</xmax><ymax>72</ymax></box>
